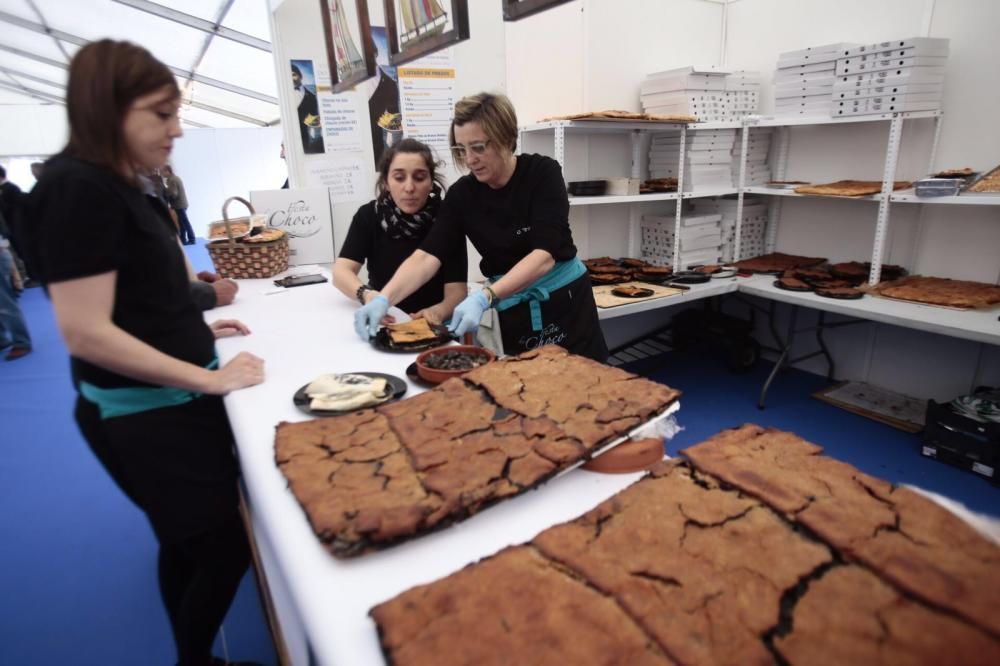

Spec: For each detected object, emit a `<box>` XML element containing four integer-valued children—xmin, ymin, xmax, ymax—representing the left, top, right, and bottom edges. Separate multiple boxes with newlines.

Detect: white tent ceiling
<box><xmin>0</xmin><ymin>0</ymin><xmax>279</xmax><ymax>129</ymax></box>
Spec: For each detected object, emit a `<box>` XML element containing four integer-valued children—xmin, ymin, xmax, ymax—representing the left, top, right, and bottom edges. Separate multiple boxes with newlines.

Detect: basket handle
<box><xmin>220</xmin><ymin>196</ymin><xmax>255</xmax><ymax>246</ymax></box>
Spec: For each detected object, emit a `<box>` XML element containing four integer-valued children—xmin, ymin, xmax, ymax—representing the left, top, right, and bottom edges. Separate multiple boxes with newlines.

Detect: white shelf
<box><xmin>745</xmin><ymin>109</ymin><xmax>941</xmax><ymax>128</ymax></box>
<box><xmin>739</xmin><ymin>275</ymin><xmax>1000</xmax><ymax>346</ymax></box>
<box><xmin>688</xmin><ymin>120</ymin><xmax>744</xmax><ymax>130</ymax></box>
<box><xmin>522</xmin><ymin>119</ymin><xmax>689</xmax><ymax>133</ymax></box>
<box><xmin>684</xmin><ymin>187</ymin><xmax>739</xmax><ymax>199</ymax></box>
<box><xmin>890</xmin><ymin>189</ymin><xmax>1000</xmax><ymax>206</ymax></box>
<box><xmin>596</xmin><ymin>279</ymin><xmax>739</xmax><ymax>320</ymax></box>
<box><xmin>569</xmin><ymin>192</ymin><xmax>679</xmax><ymax>206</ymax></box>
<box><xmin>743</xmin><ymin>185</ymin><xmax>883</xmax><ymax>201</ymax></box>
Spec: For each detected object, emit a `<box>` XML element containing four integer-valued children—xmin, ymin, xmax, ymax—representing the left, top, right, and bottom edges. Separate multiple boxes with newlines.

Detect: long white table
<box><xmin>211</xmin><ymin>269</ymin><xmax>671</xmax><ymax>665</ymax></box>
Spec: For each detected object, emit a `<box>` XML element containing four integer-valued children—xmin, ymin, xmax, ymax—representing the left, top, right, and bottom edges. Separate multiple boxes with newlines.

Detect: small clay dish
<box><xmin>415</xmin><ymin>345</ymin><xmax>496</xmax><ymax>384</ymax></box>
<box><xmin>581</xmin><ymin>437</ymin><xmax>665</xmax><ymax>474</ymax></box>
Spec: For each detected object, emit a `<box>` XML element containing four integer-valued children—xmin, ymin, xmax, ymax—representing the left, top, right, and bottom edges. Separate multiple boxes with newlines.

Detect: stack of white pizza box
<box><xmin>722</xmin><ymin>70</ymin><xmax>763</xmax><ymax>119</ymax></box>
<box><xmin>641</xmin><ymin>66</ymin><xmax>762</xmax><ymax>121</ymax></box>
<box><xmin>649</xmin><ymin>128</ymin><xmax>737</xmax><ymax>191</ymax></box>
<box><xmin>731</xmin><ymin>127</ymin><xmax>774</xmax><ymax>187</ymax></box>
<box><xmin>831</xmin><ymin>38</ymin><xmax>948</xmax><ymax>117</ymax></box>
<box><xmin>773</xmin><ymin>43</ymin><xmax>856</xmax><ymax>117</ymax></box>
<box><xmin>690</xmin><ymin>197</ymin><xmax>768</xmax><ymax>262</ymax></box>
<box><xmin>641</xmin><ymin>66</ymin><xmax>730</xmax><ymax>121</ymax></box>
<box><xmin>640</xmin><ymin>211</ymin><xmax>724</xmax><ymax>269</ymax></box>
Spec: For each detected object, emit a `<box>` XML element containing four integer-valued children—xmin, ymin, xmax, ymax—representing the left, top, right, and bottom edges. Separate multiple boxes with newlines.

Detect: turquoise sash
<box><xmin>493</xmin><ymin>258</ymin><xmax>587</xmax><ymax>332</ymax></box>
<box><xmin>80</xmin><ymin>356</ymin><xmax>219</xmax><ymax>420</ymax></box>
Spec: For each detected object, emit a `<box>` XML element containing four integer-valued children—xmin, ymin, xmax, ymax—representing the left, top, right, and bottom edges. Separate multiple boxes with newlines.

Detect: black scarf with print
<box><xmin>376</xmin><ymin>183</ymin><xmax>442</xmax><ymax>240</ymax></box>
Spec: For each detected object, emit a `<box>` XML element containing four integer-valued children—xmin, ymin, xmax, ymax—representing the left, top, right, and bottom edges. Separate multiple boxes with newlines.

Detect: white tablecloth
<box><xmin>211</xmin><ymin>267</ymin><xmax>667</xmax><ymax>665</ymax></box>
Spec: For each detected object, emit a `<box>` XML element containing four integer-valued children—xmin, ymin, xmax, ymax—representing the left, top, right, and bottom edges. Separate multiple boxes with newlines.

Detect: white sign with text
<box><xmin>249</xmin><ymin>188</ymin><xmax>335</xmax><ymax>266</ymax></box>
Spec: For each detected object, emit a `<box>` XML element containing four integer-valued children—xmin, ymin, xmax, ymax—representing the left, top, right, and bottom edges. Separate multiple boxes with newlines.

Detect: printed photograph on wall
<box><xmin>290</xmin><ymin>59</ymin><xmax>326</xmax><ymax>154</ymax></box>
<box><xmin>321</xmin><ymin>0</ymin><xmax>377</xmax><ymax>94</ymax></box>
<box><xmin>384</xmin><ymin>0</ymin><xmax>470</xmax><ymax>67</ymax></box>
<box><xmin>501</xmin><ymin>0</ymin><xmax>575</xmax><ymax>21</ymax></box>
<box><xmin>368</xmin><ymin>26</ymin><xmax>403</xmax><ymax>167</ymax></box>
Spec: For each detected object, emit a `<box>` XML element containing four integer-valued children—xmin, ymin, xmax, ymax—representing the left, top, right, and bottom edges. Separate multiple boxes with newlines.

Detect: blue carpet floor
<box><xmin>1</xmin><ymin>243</ymin><xmax>996</xmax><ymax>665</ymax></box>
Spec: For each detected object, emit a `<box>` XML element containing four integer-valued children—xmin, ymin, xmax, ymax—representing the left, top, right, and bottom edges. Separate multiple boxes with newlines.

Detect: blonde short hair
<box><xmin>449</xmin><ymin>92</ymin><xmax>518</xmax><ymax>169</ymax></box>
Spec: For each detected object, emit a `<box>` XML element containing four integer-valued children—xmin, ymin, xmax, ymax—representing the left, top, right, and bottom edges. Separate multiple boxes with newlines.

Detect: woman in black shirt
<box><xmin>334</xmin><ymin>138</ymin><xmax>466</xmax><ymax>323</ymax></box>
<box><xmin>26</xmin><ymin>40</ymin><xmax>264</xmax><ymax>666</ymax></box>
<box><xmin>354</xmin><ymin>93</ymin><xmax>607</xmax><ymax>361</ymax></box>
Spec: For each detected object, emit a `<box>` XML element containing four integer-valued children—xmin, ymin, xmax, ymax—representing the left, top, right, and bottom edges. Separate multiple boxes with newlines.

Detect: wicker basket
<box><xmin>206</xmin><ymin>197</ymin><xmax>289</xmax><ymax>279</ymax></box>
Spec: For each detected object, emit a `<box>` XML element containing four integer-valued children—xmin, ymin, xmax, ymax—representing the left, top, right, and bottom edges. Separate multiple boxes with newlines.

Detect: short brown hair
<box><xmin>376</xmin><ymin>138</ymin><xmax>446</xmax><ymax>196</ymax></box>
<box><xmin>449</xmin><ymin>92</ymin><xmax>518</xmax><ymax>169</ymax></box>
<box><xmin>64</xmin><ymin>40</ymin><xmax>179</xmax><ymax>179</ymax></box>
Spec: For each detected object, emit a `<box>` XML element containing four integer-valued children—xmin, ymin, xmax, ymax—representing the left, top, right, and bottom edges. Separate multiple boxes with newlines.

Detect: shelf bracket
<box><xmin>673</xmin><ymin>125</ymin><xmax>687</xmax><ymax>269</ymax></box>
<box><xmin>871</xmin><ymin>115</ymin><xmax>905</xmax><ymax>285</ymax></box>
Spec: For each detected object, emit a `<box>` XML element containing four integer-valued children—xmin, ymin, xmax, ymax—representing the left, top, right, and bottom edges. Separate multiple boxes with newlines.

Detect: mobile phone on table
<box><xmin>274</xmin><ymin>274</ymin><xmax>327</xmax><ymax>288</ymax></box>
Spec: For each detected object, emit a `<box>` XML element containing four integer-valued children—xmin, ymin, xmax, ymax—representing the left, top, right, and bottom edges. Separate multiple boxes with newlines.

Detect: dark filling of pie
<box><xmin>423</xmin><ymin>350</ymin><xmax>491</xmax><ymax>371</ymax></box>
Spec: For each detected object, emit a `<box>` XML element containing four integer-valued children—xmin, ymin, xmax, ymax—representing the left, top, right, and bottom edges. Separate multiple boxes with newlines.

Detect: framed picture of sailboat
<box><xmin>502</xmin><ymin>0</ymin><xmax>574</xmax><ymax>22</ymax></box>
<box><xmin>383</xmin><ymin>0</ymin><xmax>470</xmax><ymax>67</ymax></box>
<box><xmin>321</xmin><ymin>0</ymin><xmax>377</xmax><ymax>93</ymax></box>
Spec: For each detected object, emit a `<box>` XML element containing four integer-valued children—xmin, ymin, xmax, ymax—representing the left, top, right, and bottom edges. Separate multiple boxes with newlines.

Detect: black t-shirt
<box><xmin>420</xmin><ymin>153</ymin><xmax>576</xmax><ymax>277</ymax></box>
<box><xmin>338</xmin><ymin>200</ymin><xmax>467</xmax><ymax>314</ymax></box>
<box><xmin>27</xmin><ymin>155</ymin><xmax>215</xmax><ymax>389</ymax></box>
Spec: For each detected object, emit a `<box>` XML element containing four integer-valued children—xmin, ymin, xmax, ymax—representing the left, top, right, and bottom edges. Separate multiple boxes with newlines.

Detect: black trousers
<box><xmin>498</xmin><ymin>271</ymin><xmax>609</xmax><ymax>362</ymax></box>
<box><xmin>75</xmin><ymin>396</ymin><xmax>250</xmax><ymax>666</ymax></box>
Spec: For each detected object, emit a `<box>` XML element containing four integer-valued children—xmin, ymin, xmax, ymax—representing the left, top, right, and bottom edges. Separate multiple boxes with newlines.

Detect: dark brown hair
<box><xmin>448</xmin><ymin>92</ymin><xmax>518</xmax><ymax>169</ymax></box>
<box><xmin>64</xmin><ymin>39</ymin><xmax>179</xmax><ymax>179</ymax></box>
<box><xmin>375</xmin><ymin>138</ymin><xmax>446</xmax><ymax>196</ymax></box>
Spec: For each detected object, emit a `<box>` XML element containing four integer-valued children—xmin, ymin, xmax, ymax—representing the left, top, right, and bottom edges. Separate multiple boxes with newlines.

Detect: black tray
<box><xmin>372</xmin><ymin>323</ymin><xmax>454</xmax><ymax>353</ymax></box>
<box><xmin>670</xmin><ymin>271</ymin><xmax>712</xmax><ymax>284</ymax></box>
<box><xmin>293</xmin><ymin>372</ymin><xmax>407</xmax><ymax>417</ymax></box>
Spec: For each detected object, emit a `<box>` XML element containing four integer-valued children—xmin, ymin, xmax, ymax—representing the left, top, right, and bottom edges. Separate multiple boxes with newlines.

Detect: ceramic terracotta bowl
<box><xmin>415</xmin><ymin>345</ymin><xmax>496</xmax><ymax>384</ymax></box>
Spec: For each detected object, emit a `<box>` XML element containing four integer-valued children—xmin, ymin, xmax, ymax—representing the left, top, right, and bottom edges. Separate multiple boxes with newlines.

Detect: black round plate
<box><xmin>293</xmin><ymin>372</ymin><xmax>407</xmax><ymax>417</ymax></box>
<box><xmin>670</xmin><ymin>271</ymin><xmax>712</xmax><ymax>284</ymax></box>
<box><xmin>405</xmin><ymin>362</ymin><xmax>437</xmax><ymax>388</ymax></box>
<box><xmin>773</xmin><ymin>279</ymin><xmax>813</xmax><ymax>292</ymax></box>
<box><xmin>371</xmin><ymin>323</ymin><xmax>453</xmax><ymax>354</ymax></box>
<box><xmin>814</xmin><ymin>288</ymin><xmax>865</xmax><ymax>300</ymax></box>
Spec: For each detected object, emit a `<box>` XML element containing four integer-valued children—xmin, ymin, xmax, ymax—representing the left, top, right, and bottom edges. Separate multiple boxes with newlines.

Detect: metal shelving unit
<box><xmin>733</xmin><ymin>110</ymin><xmax>945</xmax><ymax>284</ymax></box>
<box><xmin>890</xmin><ymin>189</ymin><xmax>1000</xmax><ymax>206</ymax></box>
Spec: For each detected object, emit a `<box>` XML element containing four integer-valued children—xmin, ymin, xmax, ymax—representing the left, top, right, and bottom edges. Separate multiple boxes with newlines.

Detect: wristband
<box><xmin>356</xmin><ymin>284</ymin><xmax>373</xmax><ymax>304</ymax></box>
<box><xmin>483</xmin><ymin>285</ymin><xmax>498</xmax><ymax>308</ymax></box>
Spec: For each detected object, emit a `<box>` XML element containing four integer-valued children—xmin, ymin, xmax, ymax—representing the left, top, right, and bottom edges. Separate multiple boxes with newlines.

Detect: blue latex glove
<box><xmin>448</xmin><ymin>290</ymin><xmax>489</xmax><ymax>338</ymax></box>
<box><xmin>354</xmin><ymin>294</ymin><xmax>390</xmax><ymax>340</ymax></box>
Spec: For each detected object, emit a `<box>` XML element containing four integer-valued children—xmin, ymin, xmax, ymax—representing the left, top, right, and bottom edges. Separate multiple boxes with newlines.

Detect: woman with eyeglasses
<box><xmin>354</xmin><ymin>92</ymin><xmax>607</xmax><ymax>361</ymax></box>
<box><xmin>26</xmin><ymin>40</ymin><xmax>264</xmax><ymax>666</ymax></box>
<box><xmin>333</xmin><ymin>138</ymin><xmax>467</xmax><ymax>324</ymax></box>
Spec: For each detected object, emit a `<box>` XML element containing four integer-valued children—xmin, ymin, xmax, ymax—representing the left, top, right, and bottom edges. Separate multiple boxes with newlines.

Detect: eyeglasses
<box><xmin>450</xmin><ymin>140</ymin><xmax>491</xmax><ymax>159</ymax></box>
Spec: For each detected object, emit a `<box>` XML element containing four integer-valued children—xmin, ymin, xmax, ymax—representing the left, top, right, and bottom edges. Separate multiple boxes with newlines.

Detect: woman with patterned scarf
<box><xmin>333</xmin><ymin>138</ymin><xmax>467</xmax><ymax>324</ymax></box>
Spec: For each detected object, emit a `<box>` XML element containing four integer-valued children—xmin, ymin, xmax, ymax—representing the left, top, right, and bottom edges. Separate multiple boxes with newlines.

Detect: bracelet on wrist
<box><xmin>483</xmin><ymin>285</ymin><xmax>498</xmax><ymax>308</ymax></box>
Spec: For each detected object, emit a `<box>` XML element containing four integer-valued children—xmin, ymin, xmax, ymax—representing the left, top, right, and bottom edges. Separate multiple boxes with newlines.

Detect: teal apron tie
<box><xmin>80</xmin><ymin>355</ymin><xmax>220</xmax><ymax>419</ymax></box>
<box><xmin>493</xmin><ymin>258</ymin><xmax>587</xmax><ymax>332</ymax></box>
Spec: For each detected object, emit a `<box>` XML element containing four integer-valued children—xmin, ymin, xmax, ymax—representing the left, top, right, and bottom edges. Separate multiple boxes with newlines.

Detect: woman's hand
<box><xmin>410</xmin><ymin>305</ymin><xmax>444</xmax><ymax>325</ymax></box>
<box><xmin>210</xmin><ymin>319</ymin><xmax>251</xmax><ymax>338</ymax></box>
<box><xmin>206</xmin><ymin>351</ymin><xmax>265</xmax><ymax>394</ymax></box>
<box><xmin>355</xmin><ymin>295</ymin><xmax>390</xmax><ymax>340</ymax></box>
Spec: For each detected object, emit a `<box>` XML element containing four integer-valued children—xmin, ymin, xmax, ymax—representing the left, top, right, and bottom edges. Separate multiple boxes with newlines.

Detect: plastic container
<box><xmin>914</xmin><ymin>178</ymin><xmax>961</xmax><ymax>197</ymax></box>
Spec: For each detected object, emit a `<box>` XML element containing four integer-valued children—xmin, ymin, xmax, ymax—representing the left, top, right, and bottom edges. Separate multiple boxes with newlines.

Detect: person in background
<box><xmin>0</xmin><ymin>210</ymin><xmax>31</xmax><ymax>361</ymax></box>
<box><xmin>334</xmin><ymin>138</ymin><xmax>466</xmax><ymax>325</ymax></box>
<box><xmin>24</xmin><ymin>39</ymin><xmax>264</xmax><ymax>666</ymax></box>
<box><xmin>163</xmin><ymin>164</ymin><xmax>195</xmax><ymax>245</ymax></box>
<box><xmin>354</xmin><ymin>92</ymin><xmax>608</xmax><ymax>362</ymax></box>
<box><xmin>0</xmin><ymin>165</ymin><xmax>32</xmax><ymax>285</ymax></box>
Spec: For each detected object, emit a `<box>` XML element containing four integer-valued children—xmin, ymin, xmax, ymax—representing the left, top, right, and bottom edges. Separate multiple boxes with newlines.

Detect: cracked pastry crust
<box><xmin>871</xmin><ymin>275</ymin><xmax>1000</xmax><ymax>309</ymax></box>
<box><xmin>275</xmin><ymin>346</ymin><xmax>681</xmax><ymax>557</ymax></box>
<box><xmin>734</xmin><ymin>252</ymin><xmax>826</xmax><ymax>274</ymax></box>
<box><xmin>370</xmin><ymin>426</ymin><xmax>1000</xmax><ymax>666</ymax></box>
